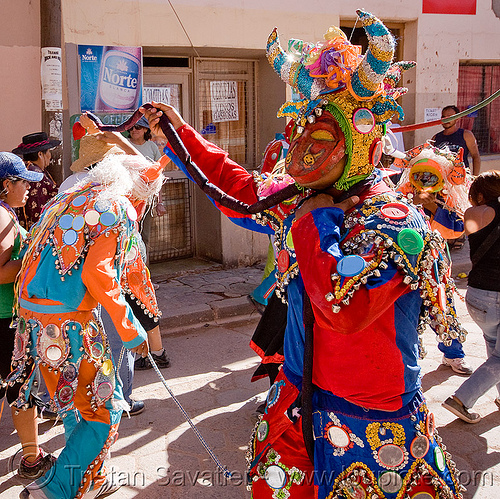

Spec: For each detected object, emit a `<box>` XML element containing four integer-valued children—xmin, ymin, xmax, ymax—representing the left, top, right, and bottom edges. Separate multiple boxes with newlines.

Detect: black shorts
<box><xmin>0</xmin><ymin>316</ymin><xmax>16</xmax><ymax>380</ymax></box>
<box><xmin>125</xmin><ymin>294</ymin><xmax>158</xmax><ymax>332</ymax></box>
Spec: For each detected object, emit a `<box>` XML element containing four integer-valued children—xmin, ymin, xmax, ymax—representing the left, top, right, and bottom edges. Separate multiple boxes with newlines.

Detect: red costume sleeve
<box><xmin>175</xmin><ymin>124</ymin><xmax>260</xmax><ymax>217</ymax></box>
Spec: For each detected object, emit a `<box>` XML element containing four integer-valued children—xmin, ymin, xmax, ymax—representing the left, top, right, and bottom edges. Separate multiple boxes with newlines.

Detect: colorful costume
<box><xmin>8</xmin><ymin>155</ymin><xmax>162</xmax><ymax>499</ymax></box>
<box><xmin>166</xmin><ymin>10</ymin><xmax>465</xmax><ymax>499</ymax></box>
<box><xmin>394</xmin><ymin>143</ymin><xmax>471</xmax><ymax>240</ymax></box>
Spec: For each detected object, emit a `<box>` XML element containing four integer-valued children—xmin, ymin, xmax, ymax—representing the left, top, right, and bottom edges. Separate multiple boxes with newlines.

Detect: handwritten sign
<box><xmin>424</xmin><ymin>108</ymin><xmax>441</xmax><ymax>122</ymax></box>
<box><xmin>210</xmin><ymin>81</ymin><xmax>239</xmax><ymax>123</ymax></box>
<box><xmin>143</xmin><ymin>86</ymin><xmax>171</xmax><ymax>105</ymax></box>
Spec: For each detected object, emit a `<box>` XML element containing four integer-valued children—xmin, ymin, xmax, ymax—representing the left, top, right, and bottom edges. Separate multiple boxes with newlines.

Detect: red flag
<box><xmin>423</xmin><ymin>0</ymin><xmax>476</xmax><ymax>15</ymax></box>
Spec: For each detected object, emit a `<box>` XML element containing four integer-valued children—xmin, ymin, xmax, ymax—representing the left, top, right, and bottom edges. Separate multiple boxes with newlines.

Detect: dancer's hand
<box><xmin>130</xmin><ymin>340</ymin><xmax>149</xmax><ymax>357</ymax></box>
<box><xmin>140</xmin><ymin>102</ymin><xmax>186</xmax><ymax>139</ymax></box>
<box><xmin>295</xmin><ymin>194</ymin><xmax>359</xmax><ymax>220</ymax></box>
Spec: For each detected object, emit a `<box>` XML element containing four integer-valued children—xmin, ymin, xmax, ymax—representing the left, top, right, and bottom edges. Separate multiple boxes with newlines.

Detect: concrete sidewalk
<box><xmin>150</xmin><ymin>258</ymin><xmax>265</xmax><ymax>334</ymax></box>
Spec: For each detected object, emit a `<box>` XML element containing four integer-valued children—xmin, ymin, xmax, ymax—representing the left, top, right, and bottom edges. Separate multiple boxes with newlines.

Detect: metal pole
<box><xmin>40</xmin><ymin>0</ymin><xmax>63</xmax><ymax>185</ymax></box>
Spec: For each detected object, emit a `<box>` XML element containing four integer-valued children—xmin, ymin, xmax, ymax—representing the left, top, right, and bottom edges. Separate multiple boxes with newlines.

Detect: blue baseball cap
<box><xmin>135</xmin><ymin>116</ymin><xmax>150</xmax><ymax>129</ymax></box>
<box><xmin>0</xmin><ymin>152</ymin><xmax>44</xmax><ymax>182</ymax></box>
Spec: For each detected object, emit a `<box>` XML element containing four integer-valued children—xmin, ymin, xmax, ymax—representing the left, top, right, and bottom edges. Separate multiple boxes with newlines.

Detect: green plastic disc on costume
<box><xmin>397</xmin><ymin>228</ymin><xmax>424</xmax><ymax>255</ymax></box>
<box><xmin>434</xmin><ymin>446</ymin><xmax>446</xmax><ymax>472</ymax></box>
<box><xmin>285</xmin><ymin>229</ymin><xmax>294</xmax><ymax>249</ymax></box>
<box><xmin>257</xmin><ymin>420</ymin><xmax>269</xmax><ymax>442</ymax></box>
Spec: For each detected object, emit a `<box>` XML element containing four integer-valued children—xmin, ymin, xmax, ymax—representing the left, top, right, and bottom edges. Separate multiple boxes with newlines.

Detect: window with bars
<box><xmin>458</xmin><ymin>64</ymin><xmax>500</xmax><ymax>155</ymax></box>
<box><xmin>195</xmin><ymin>59</ymin><xmax>257</xmax><ymax>169</ymax></box>
<box><xmin>149</xmin><ymin>179</ymin><xmax>192</xmax><ymax>262</ymax></box>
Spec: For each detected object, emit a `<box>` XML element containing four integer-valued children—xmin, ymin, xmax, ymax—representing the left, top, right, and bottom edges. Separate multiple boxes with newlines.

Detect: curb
<box><xmin>159</xmin><ymin>295</ymin><xmax>262</xmax><ymax>336</ymax></box>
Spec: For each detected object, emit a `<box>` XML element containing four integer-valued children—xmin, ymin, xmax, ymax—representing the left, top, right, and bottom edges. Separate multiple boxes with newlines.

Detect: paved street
<box><xmin>1</xmin><ymin>245</ymin><xmax>500</xmax><ymax>498</ymax></box>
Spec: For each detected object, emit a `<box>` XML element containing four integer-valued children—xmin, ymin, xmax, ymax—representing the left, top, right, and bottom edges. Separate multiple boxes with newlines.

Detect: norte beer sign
<box><xmin>96</xmin><ymin>48</ymin><xmax>142</xmax><ymax>111</ymax></box>
<box><xmin>78</xmin><ymin>45</ymin><xmax>143</xmax><ymax>113</ymax></box>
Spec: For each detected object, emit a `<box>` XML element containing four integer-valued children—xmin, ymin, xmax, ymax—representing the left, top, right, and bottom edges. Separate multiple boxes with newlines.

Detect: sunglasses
<box><xmin>131</xmin><ymin>125</ymin><xmax>146</xmax><ymax>130</ymax></box>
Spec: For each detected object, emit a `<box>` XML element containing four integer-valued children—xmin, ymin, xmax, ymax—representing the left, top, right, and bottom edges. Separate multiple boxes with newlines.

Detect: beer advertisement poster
<box><xmin>78</xmin><ymin>45</ymin><xmax>143</xmax><ymax>112</ymax></box>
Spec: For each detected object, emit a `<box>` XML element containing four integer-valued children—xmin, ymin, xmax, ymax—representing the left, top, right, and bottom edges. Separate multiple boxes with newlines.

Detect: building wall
<box><xmin>0</xmin><ymin>1</ymin><xmax>41</xmax><ymax>152</ymax></box>
<box><xmin>4</xmin><ymin>1</ymin><xmax>500</xmax><ymax>264</ymax></box>
<box><xmin>5</xmin><ymin>1</ymin><xmax>500</xmax><ymax>155</ymax></box>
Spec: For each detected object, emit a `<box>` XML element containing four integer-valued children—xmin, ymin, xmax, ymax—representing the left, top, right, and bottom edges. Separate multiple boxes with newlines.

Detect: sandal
<box><xmin>448</xmin><ymin>235</ymin><xmax>466</xmax><ymax>251</ymax></box>
<box><xmin>442</xmin><ymin>396</ymin><xmax>481</xmax><ymax>423</ymax></box>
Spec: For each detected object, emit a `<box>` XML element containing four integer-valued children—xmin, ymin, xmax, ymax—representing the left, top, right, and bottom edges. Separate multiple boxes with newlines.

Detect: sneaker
<box><xmin>18</xmin><ymin>450</ymin><xmax>57</xmax><ymax>480</ymax></box>
<box><xmin>134</xmin><ymin>350</ymin><xmax>171</xmax><ymax>370</ymax></box>
<box><xmin>442</xmin><ymin>356</ymin><xmax>474</xmax><ymax>376</ymax></box>
<box><xmin>128</xmin><ymin>399</ymin><xmax>145</xmax><ymax>416</ymax></box>
<box><xmin>442</xmin><ymin>396</ymin><xmax>481</xmax><ymax>423</ymax></box>
<box><xmin>84</xmin><ymin>475</ymin><xmax>122</xmax><ymax>498</ymax></box>
<box><xmin>151</xmin><ymin>349</ymin><xmax>171</xmax><ymax>368</ymax></box>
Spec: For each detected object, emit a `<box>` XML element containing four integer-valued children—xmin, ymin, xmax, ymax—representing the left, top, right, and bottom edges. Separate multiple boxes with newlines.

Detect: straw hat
<box><xmin>70</xmin><ymin>135</ymin><xmax>125</xmax><ymax>172</ymax></box>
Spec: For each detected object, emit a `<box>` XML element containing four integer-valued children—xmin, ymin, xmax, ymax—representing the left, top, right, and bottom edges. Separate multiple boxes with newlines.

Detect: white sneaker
<box><xmin>442</xmin><ymin>356</ymin><xmax>473</xmax><ymax>376</ymax></box>
<box><xmin>84</xmin><ymin>476</ymin><xmax>121</xmax><ymax>499</ymax></box>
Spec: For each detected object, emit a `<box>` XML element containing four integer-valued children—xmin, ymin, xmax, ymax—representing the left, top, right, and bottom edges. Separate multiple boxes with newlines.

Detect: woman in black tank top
<box><xmin>442</xmin><ymin>171</ymin><xmax>500</xmax><ymax>423</ymax></box>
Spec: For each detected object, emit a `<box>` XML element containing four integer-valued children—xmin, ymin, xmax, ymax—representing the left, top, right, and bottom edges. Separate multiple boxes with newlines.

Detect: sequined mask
<box><xmin>285</xmin><ymin>112</ymin><xmax>346</xmax><ymax>186</ymax></box>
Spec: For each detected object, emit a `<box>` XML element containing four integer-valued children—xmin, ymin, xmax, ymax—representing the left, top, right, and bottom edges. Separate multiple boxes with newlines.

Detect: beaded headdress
<box><xmin>394</xmin><ymin>143</ymin><xmax>471</xmax><ymax>215</ymax></box>
<box><xmin>267</xmin><ymin>9</ymin><xmax>415</xmax><ymax>190</ymax></box>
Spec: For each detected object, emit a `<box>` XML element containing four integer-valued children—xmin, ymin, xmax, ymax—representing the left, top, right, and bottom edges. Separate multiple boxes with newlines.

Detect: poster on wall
<box><xmin>422</xmin><ymin>0</ymin><xmax>476</xmax><ymax>15</ymax></box>
<box><xmin>41</xmin><ymin>47</ymin><xmax>63</xmax><ymax>111</ymax></box>
<box><xmin>210</xmin><ymin>81</ymin><xmax>239</xmax><ymax>123</ymax></box>
<box><xmin>424</xmin><ymin>108</ymin><xmax>441</xmax><ymax>122</ymax></box>
<box><xmin>78</xmin><ymin>45</ymin><xmax>143</xmax><ymax>112</ymax></box>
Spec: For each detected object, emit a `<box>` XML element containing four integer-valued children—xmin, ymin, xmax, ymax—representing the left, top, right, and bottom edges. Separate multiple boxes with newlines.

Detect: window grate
<box><xmin>149</xmin><ymin>179</ymin><xmax>192</xmax><ymax>262</ymax></box>
<box><xmin>195</xmin><ymin>59</ymin><xmax>257</xmax><ymax>170</ymax></box>
<box><xmin>458</xmin><ymin>64</ymin><xmax>500</xmax><ymax>155</ymax></box>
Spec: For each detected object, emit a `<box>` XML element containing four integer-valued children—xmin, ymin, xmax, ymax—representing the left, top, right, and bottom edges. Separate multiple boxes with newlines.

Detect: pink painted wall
<box><xmin>0</xmin><ymin>1</ymin><xmax>41</xmax><ymax>152</ymax></box>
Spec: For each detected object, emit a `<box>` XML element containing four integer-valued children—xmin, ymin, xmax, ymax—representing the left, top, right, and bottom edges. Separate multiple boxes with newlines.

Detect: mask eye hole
<box><xmin>310</xmin><ymin>130</ymin><xmax>335</xmax><ymax>141</ymax></box>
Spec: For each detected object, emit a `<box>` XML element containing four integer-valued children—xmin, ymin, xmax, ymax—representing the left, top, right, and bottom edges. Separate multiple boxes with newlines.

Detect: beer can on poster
<box><xmin>95</xmin><ymin>46</ymin><xmax>142</xmax><ymax>112</ymax></box>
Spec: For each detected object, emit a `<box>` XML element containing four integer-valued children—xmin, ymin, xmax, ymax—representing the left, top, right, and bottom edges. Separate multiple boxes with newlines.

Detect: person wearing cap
<box><xmin>128</xmin><ymin>116</ymin><xmax>162</xmax><ymax>162</ymax></box>
<box><xmin>127</xmin><ymin>117</ymin><xmax>171</xmax><ymax>373</ymax></box>
<box><xmin>12</xmin><ymin>132</ymin><xmax>60</xmax><ymax>230</ymax></box>
<box><xmin>0</xmin><ymin>153</ymin><xmax>56</xmax><ymax>480</ymax></box>
<box><xmin>127</xmin><ymin>115</ymin><xmax>168</xmax><ymax>252</ymax></box>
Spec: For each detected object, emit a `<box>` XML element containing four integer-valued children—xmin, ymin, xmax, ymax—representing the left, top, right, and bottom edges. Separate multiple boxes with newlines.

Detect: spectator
<box><xmin>0</xmin><ymin>152</ymin><xmax>55</xmax><ymax>480</ymax></box>
<box><xmin>443</xmin><ymin>170</ymin><xmax>500</xmax><ymax>423</ymax></box>
<box><xmin>11</xmin><ymin>132</ymin><xmax>59</xmax><ymax>229</ymax></box>
<box><xmin>433</xmin><ymin>105</ymin><xmax>481</xmax><ymax>175</ymax></box>
<box><xmin>128</xmin><ymin>116</ymin><xmax>162</xmax><ymax>162</ymax></box>
<box><xmin>128</xmin><ymin>116</ymin><xmax>167</xmax><ymax>263</ymax></box>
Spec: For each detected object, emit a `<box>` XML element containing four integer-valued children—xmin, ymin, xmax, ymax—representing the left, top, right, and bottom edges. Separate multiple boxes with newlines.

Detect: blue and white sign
<box><xmin>78</xmin><ymin>45</ymin><xmax>143</xmax><ymax>112</ymax></box>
